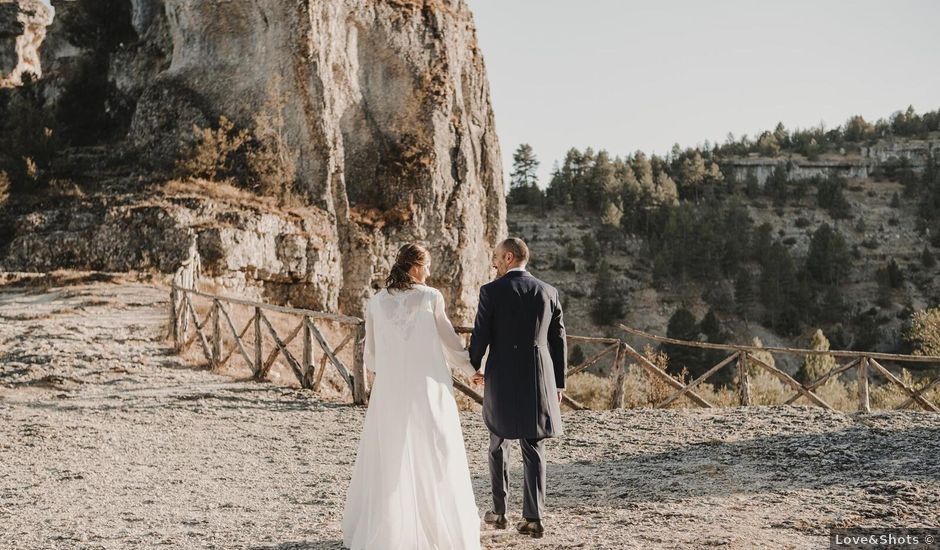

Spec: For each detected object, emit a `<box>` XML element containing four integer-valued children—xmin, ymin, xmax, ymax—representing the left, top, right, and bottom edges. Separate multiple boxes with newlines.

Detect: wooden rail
<box><xmin>168</xmin><ymin>280</ymin><xmax>940</xmax><ymax>413</ymax></box>
<box><xmin>170</xmin><ymin>284</ymin><xmax>369</xmax><ymax>405</ymax></box>
<box><xmin>616</xmin><ymin>323</ymin><xmax>940</xmax><ymax>413</ymax></box>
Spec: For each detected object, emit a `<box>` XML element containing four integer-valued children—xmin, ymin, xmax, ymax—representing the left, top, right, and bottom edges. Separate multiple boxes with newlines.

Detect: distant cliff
<box><xmin>726</xmin><ymin>137</ymin><xmax>938</xmax><ymax>187</ymax></box>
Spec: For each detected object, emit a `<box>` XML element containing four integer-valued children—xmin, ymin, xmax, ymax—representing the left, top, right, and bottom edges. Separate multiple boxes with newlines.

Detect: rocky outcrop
<box><xmin>725</xmin><ymin>137</ymin><xmax>939</xmax><ymax>187</ymax></box>
<box><xmin>0</xmin><ymin>0</ymin><xmax>53</xmax><ymax>87</ymax></box>
<box><xmin>2</xmin><ymin>188</ymin><xmax>343</xmax><ymax>309</ymax></box>
<box><xmin>1</xmin><ymin>0</ymin><xmax>506</xmax><ymax>320</ymax></box>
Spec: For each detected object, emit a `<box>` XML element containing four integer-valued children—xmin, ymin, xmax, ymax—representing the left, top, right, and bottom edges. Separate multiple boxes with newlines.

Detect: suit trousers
<box><xmin>488</xmin><ymin>431</ymin><xmax>546</xmax><ymax>520</ymax></box>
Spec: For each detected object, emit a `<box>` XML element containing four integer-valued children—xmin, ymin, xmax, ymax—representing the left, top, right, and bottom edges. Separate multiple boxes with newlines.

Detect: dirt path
<box><xmin>1</xmin><ymin>278</ymin><xmax>938</xmax><ymax>549</ymax></box>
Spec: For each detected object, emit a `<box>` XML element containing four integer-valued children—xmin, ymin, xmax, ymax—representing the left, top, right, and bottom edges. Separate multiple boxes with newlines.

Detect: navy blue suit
<box><xmin>469</xmin><ymin>269</ymin><xmax>567</xmax><ymax>520</ymax></box>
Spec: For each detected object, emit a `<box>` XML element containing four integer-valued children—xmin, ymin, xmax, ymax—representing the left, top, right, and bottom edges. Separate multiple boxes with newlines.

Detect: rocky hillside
<box><xmin>513</xmin><ymin>152</ymin><xmax>940</xmax><ymax>372</ymax></box>
<box><xmin>0</xmin><ymin>0</ymin><xmax>505</xmax><ymax>320</ymax></box>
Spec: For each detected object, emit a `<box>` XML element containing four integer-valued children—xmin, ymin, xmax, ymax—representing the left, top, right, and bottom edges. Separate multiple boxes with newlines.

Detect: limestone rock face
<box><xmin>0</xmin><ymin>0</ymin><xmax>53</xmax><ymax>87</ymax></box>
<box><xmin>134</xmin><ymin>0</ymin><xmax>505</xmax><ymax>318</ymax></box>
<box><xmin>2</xmin><ymin>192</ymin><xmax>343</xmax><ymax>310</ymax></box>
<box><xmin>1</xmin><ymin>0</ymin><xmax>506</xmax><ymax>320</ymax></box>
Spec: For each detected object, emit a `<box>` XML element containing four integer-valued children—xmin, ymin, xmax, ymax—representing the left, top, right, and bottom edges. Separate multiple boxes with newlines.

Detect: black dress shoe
<box><xmin>516</xmin><ymin>518</ymin><xmax>544</xmax><ymax>538</ymax></box>
<box><xmin>483</xmin><ymin>511</ymin><xmax>508</xmax><ymax>529</ymax></box>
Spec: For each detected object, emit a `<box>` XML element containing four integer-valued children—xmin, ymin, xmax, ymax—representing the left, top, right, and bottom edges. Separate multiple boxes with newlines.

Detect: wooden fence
<box><xmin>169</xmin><ymin>284</ymin><xmax>369</xmax><ymax>405</ymax></box>
<box><xmin>167</xmin><ymin>284</ymin><xmax>940</xmax><ymax>413</ymax></box>
<box><xmin>613</xmin><ymin>324</ymin><xmax>940</xmax><ymax>413</ymax></box>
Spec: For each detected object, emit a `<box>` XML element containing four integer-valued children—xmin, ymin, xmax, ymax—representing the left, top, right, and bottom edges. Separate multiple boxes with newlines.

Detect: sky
<box><xmin>466</xmin><ymin>0</ymin><xmax>940</xmax><ymax>186</ymax></box>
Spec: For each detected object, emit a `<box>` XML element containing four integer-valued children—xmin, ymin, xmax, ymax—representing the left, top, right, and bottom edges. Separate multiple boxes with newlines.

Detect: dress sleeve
<box><xmin>433</xmin><ymin>291</ymin><xmax>475</xmax><ymax>377</ymax></box>
<box><xmin>364</xmin><ymin>299</ymin><xmax>376</xmax><ymax>373</ymax></box>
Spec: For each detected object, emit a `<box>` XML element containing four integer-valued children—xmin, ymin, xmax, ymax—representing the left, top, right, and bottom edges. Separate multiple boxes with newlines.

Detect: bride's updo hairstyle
<box><xmin>386</xmin><ymin>243</ymin><xmax>430</xmax><ymax>292</ymax></box>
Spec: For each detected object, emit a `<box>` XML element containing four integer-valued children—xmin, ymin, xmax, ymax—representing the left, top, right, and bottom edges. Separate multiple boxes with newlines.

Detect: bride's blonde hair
<box><xmin>386</xmin><ymin>243</ymin><xmax>430</xmax><ymax>292</ymax></box>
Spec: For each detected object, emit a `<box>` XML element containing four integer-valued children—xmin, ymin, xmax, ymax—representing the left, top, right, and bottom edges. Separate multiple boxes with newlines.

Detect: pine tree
<box><xmin>890</xmin><ymin>192</ymin><xmax>901</xmax><ymax>208</ymax></box>
<box><xmin>759</xmin><ymin>242</ymin><xmax>802</xmax><ymax>335</ymax></box>
<box><xmin>734</xmin><ymin>268</ymin><xmax>755</xmax><ymax>318</ymax></box>
<box><xmin>591</xmin><ymin>260</ymin><xmax>624</xmax><ymax>325</ymax></box>
<box><xmin>765</xmin><ymin>165</ymin><xmax>788</xmax><ymax>206</ymax></box>
<box><xmin>806</xmin><ymin>223</ymin><xmax>851</xmax><ymax>286</ymax></box>
<box><xmin>508</xmin><ymin>143</ymin><xmax>542</xmax><ymax>206</ymax></box>
<box><xmin>908</xmin><ymin>307</ymin><xmax>940</xmax><ymax>357</ymax></box>
<box><xmin>581</xmin><ymin>233</ymin><xmax>601</xmax><ymax>266</ymax></box>
<box><xmin>921</xmin><ymin>245</ymin><xmax>936</xmax><ymax>269</ymax></box>
<box><xmin>663</xmin><ymin>308</ymin><xmax>703</xmax><ymax>378</ymax></box>
<box><xmin>510</xmin><ymin>143</ymin><xmax>539</xmax><ymax>189</ymax></box>
<box><xmin>796</xmin><ymin>329</ymin><xmax>837</xmax><ymax>383</ymax></box>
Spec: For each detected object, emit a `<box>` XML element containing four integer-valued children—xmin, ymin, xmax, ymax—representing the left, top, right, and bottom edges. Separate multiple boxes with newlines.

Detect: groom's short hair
<box><xmin>499</xmin><ymin>237</ymin><xmax>529</xmax><ymax>263</ymax></box>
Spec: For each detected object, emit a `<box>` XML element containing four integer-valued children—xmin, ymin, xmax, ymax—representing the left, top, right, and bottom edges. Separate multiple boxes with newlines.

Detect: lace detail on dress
<box><xmin>376</xmin><ymin>288</ymin><xmax>432</xmax><ymax>341</ymax></box>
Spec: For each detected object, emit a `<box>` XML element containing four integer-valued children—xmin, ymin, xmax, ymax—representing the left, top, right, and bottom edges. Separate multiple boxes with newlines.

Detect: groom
<box><xmin>469</xmin><ymin>237</ymin><xmax>566</xmax><ymax>539</ymax></box>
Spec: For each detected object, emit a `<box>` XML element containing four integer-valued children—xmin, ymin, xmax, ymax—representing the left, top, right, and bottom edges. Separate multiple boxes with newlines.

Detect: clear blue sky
<box><xmin>466</xmin><ymin>0</ymin><xmax>940</xmax><ymax>186</ymax></box>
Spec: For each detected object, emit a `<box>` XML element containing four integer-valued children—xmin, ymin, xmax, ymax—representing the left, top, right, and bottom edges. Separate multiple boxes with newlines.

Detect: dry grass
<box><xmin>156</xmin><ymin>179</ymin><xmax>332</xmax><ymax>226</ymax></box>
<box><xmin>0</xmin><ymin>170</ymin><xmax>9</xmax><ymax>206</ymax></box>
<box><xmin>566</xmin><ymin>344</ymin><xmax>940</xmax><ymax>412</ymax></box>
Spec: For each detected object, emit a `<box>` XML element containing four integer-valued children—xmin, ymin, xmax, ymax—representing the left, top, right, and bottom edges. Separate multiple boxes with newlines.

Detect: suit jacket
<box><xmin>469</xmin><ymin>270</ymin><xmax>567</xmax><ymax>439</ymax></box>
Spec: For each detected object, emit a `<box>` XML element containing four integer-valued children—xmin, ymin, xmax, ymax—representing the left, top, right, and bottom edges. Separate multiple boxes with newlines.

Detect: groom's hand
<box><xmin>471</xmin><ymin>372</ymin><xmax>484</xmax><ymax>385</ymax></box>
<box><xmin>557</xmin><ymin>391</ymin><xmax>563</xmax><ymax>404</ymax></box>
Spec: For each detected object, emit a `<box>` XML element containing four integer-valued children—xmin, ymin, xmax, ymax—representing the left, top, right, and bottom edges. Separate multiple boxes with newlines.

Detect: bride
<box><xmin>342</xmin><ymin>243</ymin><xmax>481</xmax><ymax>550</ymax></box>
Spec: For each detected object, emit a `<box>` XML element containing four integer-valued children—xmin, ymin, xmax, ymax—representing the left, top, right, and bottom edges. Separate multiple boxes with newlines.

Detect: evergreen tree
<box><xmin>765</xmin><ymin>165</ymin><xmax>788</xmax><ymax>206</ymax></box>
<box><xmin>884</xmin><ymin>258</ymin><xmax>905</xmax><ymax>289</ymax></box>
<box><xmin>816</xmin><ymin>176</ymin><xmax>852</xmax><ymax>219</ymax></box>
<box><xmin>699</xmin><ymin>309</ymin><xmax>722</xmax><ymax>341</ymax></box>
<box><xmin>805</xmin><ymin>223</ymin><xmax>851</xmax><ymax>286</ymax></box>
<box><xmin>922</xmin><ymin>245</ymin><xmax>937</xmax><ymax>269</ymax></box>
<box><xmin>796</xmin><ymin>329</ymin><xmax>837</xmax><ymax>383</ymax></box>
<box><xmin>734</xmin><ymin>268</ymin><xmax>756</xmax><ymax>319</ymax></box>
<box><xmin>508</xmin><ymin>143</ymin><xmax>542</xmax><ymax>206</ymax></box>
<box><xmin>591</xmin><ymin>260</ymin><xmax>624</xmax><ymax>325</ymax></box>
<box><xmin>663</xmin><ymin>308</ymin><xmax>704</xmax><ymax>378</ymax></box>
<box><xmin>581</xmin><ymin>233</ymin><xmax>601</xmax><ymax>266</ymax></box>
<box><xmin>907</xmin><ymin>307</ymin><xmax>940</xmax><ymax>357</ymax></box>
<box><xmin>510</xmin><ymin>143</ymin><xmax>539</xmax><ymax>189</ymax></box>
<box><xmin>653</xmin><ymin>170</ymin><xmax>679</xmax><ymax>206</ymax></box>
<box><xmin>759</xmin><ymin>242</ymin><xmax>802</xmax><ymax>335</ymax></box>
<box><xmin>679</xmin><ymin>150</ymin><xmax>707</xmax><ymax>200</ymax></box>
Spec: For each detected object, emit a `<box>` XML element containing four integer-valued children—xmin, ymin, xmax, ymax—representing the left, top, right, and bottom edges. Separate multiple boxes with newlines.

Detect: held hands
<box><xmin>557</xmin><ymin>390</ymin><xmax>563</xmax><ymax>404</ymax></box>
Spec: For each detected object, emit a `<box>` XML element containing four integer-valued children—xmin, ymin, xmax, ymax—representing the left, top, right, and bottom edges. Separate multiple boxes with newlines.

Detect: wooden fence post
<box><xmin>858</xmin><ymin>356</ymin><xmax>871</xmax><ymax>413</ymax></box>
<box><xmin>302</xmin><ymin>317</ymin><xmax>314</xmax><ymax>389</ymax></box>
<box><xmin>253</xmin><ymin>306</ymin><xmax>263</xmax><ymax>379</ymax></box>
<box><xmin>608</xmin><ymin>343</ymin><xmax>627</xmax><ymax>410</ymax></box>
<box><xmin>738</xmin><ymin>352</ymin><xmax>752</xmax><ymax>406</ymax></box>
<box><xmin>211</xmin><ymin>299</ymin><xmax>221</xmax><ymax>370</ymax></box>
<box><xmin>352</xmin><ymin>321</ymin><xmax>368</xmax><ymax>405</ymax></box>
<box><xmin>170</xmin><ymin>286</ymin><xmax>180</xmax><ymax>350</ymax></box>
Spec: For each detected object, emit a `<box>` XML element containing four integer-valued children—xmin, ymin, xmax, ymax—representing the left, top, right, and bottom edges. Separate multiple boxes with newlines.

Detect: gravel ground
<box><xmin>1</xmin><ymin>278</ymin><xmax>939</xmax><ymax>549</ymax></box>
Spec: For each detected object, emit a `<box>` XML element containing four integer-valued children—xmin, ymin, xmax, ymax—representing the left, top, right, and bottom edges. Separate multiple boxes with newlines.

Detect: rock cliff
<box><xmin>0</xmin><ymin>0</ymin><xmax>506</xmax><ymax>319</ymax></box>
<box><xmin>0</xmin><ymin>0</ymin><xmax>52</xmax><ymax>87</ymax></box>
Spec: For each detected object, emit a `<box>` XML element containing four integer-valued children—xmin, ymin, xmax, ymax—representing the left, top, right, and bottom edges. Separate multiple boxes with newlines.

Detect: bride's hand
<box><xmin>471</xmin><ymin>372</ymin><xmax>484</xmax><ymax>385</ymax></box>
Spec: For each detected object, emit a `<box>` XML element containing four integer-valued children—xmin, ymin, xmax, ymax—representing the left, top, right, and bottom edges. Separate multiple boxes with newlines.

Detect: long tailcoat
<box><xmin>469</xmin><ymin>270</ymin><xmax>567</xmax><ymax>440</ymax></box>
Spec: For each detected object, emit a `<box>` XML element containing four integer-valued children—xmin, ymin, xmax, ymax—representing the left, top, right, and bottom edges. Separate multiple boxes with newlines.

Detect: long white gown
<box><xmin>342</xmin><ymin>285</ymin><xmax>481</xmax><ymax>550</ymax></box>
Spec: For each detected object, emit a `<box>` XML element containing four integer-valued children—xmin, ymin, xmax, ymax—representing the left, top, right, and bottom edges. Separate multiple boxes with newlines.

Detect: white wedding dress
<box><xmin>342</xmin><ymin>285</ymin><xmax>481</xmax><ymax>550</ymax></box>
